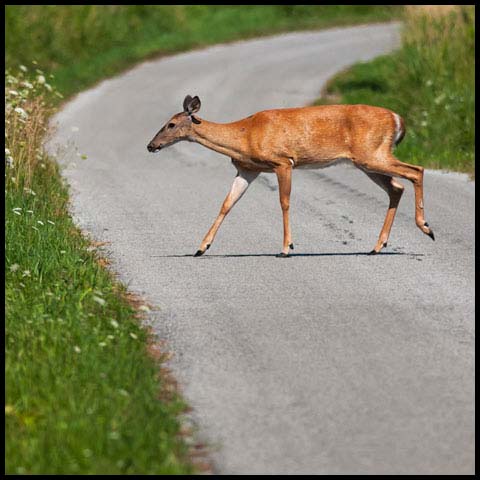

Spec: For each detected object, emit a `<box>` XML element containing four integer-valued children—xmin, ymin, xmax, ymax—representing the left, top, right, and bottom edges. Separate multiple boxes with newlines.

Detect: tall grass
<box><xmin>5</xmin><ymin>69</ymin><xmax>58</xmax><ymax>187</ymax></box>
<box><xmin>5</xmin><ymin>69</ymin><xmax>194</xmax><ymax>474</ymax></box>
<box><xmin>317</xmin><ymin>5</ymin><xmax>475</xmax><ymax>175</ymax></box>
<box><xmin>5</xmin><ymin>5</ymin><xmax>400</xmax><ymax>100</ymax></box>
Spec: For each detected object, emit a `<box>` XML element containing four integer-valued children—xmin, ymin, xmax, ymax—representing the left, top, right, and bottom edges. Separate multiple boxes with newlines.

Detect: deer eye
<box><xmin>168</xmin><ymin>123</ymin><xmax>175</xmax><ymax>129</ymax></box>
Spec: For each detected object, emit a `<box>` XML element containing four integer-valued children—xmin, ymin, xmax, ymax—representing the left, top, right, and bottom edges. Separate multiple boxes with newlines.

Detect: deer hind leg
<box><xmin>359</xmin><ymin>153</ymin><xmax>435</xmax><ymax>246</ymax></box>
<box><xmin>360</xmin><ymin>170</ymin><xmax>404</xmax><ymax>254</ymax></box>
<box><xmin>194</xmin><ymin>166</ymin><xmax>259</xmax><ymax>257</ymax></box>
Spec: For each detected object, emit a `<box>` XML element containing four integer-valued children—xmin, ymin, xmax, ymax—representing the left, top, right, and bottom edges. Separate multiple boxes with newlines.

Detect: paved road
<box><xmin>48</xmin><ymin>23</ymin><xmax>475</xmax><ymax>474</ymax></box>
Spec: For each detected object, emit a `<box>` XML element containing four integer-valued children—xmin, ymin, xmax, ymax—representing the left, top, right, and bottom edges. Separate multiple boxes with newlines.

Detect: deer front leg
<box><xmin>194</xmin><ymin>167</ymin><xmax>259</xmax><ymax>257</ymax></box>
<box><xmin>275</xmin><ymin>165</ymin><xmax>293</xmax><ymax>258</ymax></box>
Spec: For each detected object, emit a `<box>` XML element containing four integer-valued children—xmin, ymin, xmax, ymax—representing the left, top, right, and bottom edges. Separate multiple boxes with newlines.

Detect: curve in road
<box><xmin>48</xmin><ymin>23</ymin><xmax>474</xmax><ymax>474</ymax></box>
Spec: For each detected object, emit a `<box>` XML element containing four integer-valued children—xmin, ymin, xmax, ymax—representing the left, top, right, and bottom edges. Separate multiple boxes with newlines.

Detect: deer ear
<box><xmin>184</xmin><ymin>95</ymin><xmax>201</xmax><ymax>114</ymax></box>
<box><xmin>189</xmin><ymin>96</ymin><xmax>201</xmax><ymax>113</ymax></box>
<box><xmin>183</xmin><ymin>95</ymin><xmax>193</xmax><ymax>112</ymax></box>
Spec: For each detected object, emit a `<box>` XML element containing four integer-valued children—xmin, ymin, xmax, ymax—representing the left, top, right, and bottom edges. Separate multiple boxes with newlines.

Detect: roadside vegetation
<box><xmin>5</xmin><ymin>70</ymin><xmax>194</xmax><ymax>474</ymax></box>
<box><xmin>316</xmin><ymin>5</ymin><xmax>475</xmax><ymax>175</ymax></box>
<box><xmin>5</xmin><ymin>5</ymin><xmax>400</xmax><ymax>100</ymax></box>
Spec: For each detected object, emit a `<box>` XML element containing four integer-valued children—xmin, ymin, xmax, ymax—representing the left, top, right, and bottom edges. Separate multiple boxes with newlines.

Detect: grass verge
<box><xmin>315</xmin><ymin>5</ymin><xmax>475</xmax><ymax>176</ymax></box>
<box><xmin>5</xmin><ymin>70</ymin><xmax>195</xmax><ymax>474</ymax></box>
<box><xmin>6</xmin><ymin>5</ymin><xmax>401</xmax><ymax>100</ymax></box>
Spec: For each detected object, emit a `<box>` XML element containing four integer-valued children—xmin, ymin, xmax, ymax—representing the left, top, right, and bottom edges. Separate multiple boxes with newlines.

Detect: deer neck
<box><xmin>190</xmin><ymin>119</ymin><xmax>246</xmax><ymax>159</ymax></box>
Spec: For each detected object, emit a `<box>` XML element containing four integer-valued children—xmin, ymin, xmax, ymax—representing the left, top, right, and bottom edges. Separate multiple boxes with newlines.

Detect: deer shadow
<box><xmin>152</xmin><ymin>251</ymin><xmax>423</xmax><ymax>259</ymax></box>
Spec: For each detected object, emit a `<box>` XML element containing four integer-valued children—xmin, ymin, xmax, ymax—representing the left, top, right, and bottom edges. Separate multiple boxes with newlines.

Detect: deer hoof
<box><xmin>427</xmin><ymin>229</ymin><xmax>435</xmax><ymax>241</ymax></box>
<box><xmin>289</xmin><ymin>243</ymin><xmax>294</xmax><ymax>250</ymax></box>
<box><xmin>368</xmin><ymin>249</ymin><xmax>378</xmax><ymax>255</ymax></box>
<box><xmin>276</xmin><ymin>252</ymin><xmax>290</xmax><ymax>258</ymax></box>
<box><xmin>194</xmin><ymin>250</ymin><xmax>204</xmax><ymax>257</ymax></box>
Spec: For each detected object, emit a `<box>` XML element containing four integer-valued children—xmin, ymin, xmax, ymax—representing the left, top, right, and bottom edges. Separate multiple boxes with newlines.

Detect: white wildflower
<box><xmin>74</xmin><ymin>346</ymin><xmax>82</xmax><ymax>353</ymax></box>
<box><xmin>108</xmin><ymin>431</ymin><xmax>120</xmax><ymax>440</ymax></box>
<box><xmin>19</xmin><ymin>65</ymin><xmax>27</xmax><ymax>72</ymax></box>
<box><xmin>93</xmin><ymin>295</ymin><xmax>106</xmax><ymax>306</ymax></box>
<box><xmin>37</xmin><ymin>75</ymin><xmax>46</xmax><ymax>84</ymax></box>
<box><xmin>110</xmin><ymin>319</ymin><xmax>119</xmax><ymax>329</ymax></box>
<box><xmin>22</xmin><ymin>270</ymin><xmax>31</xmax><ymax>277</ymax></box>
<box><xmin>14</xmin><ymin>107</ymin><xmax>28</xmax><ymax>119</ymax></box>
<box><xmin>44</xmin><ymin>83</ymin><xmax>52</xmax><ymax>92</ymax></box>
<box><xmin>37</xmin><ymin>220</ymin><xmax>44</xmax><ymax>226</ymax></box>
<box><xmin>9</xmin><ymin>263</ymin><xmax>20</xmax><ymax>272</ymax></box>
<box><xmin>129</xmin><ymin>332</ymin><xmax>138</xmax><ymax>339</ymax></box>
<box><xmin>8</xmin><ymin>90</ymin><xmax>19</xmax><ymax>96</ymax></box>
<box><xmin>22</xmin><ymin>81</ymin><xmax>33</xmax><ymax>89</ymax></box>
<box><xmin>47</xmin><ymin>220</ymin><xmax>55</xmax><ymax>225</ymax></box>
<box><xmin>99</xmin><ymin>342</ymin><xmax>107</xmax><ymax>347</ymax></box>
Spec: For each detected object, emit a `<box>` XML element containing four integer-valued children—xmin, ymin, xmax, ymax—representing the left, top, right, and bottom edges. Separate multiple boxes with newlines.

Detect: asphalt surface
<box><xmin>48</xmin><ymin>23</ymin><xmax>475</xmax><ymax>474</ymax></box>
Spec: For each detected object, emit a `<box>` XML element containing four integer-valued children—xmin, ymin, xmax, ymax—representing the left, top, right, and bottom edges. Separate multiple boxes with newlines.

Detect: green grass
<box><xmin>5</xmin><ymin>174</ymin><xmax>193</xmax><ymax>474</ymax></box>
<box><xmin>315</xmin><ymin>6</ymin><xmax>475</xmax><ymax>175</ymax></box>
<box><xmin>5</xmin><ymin>5</ymin><xmax>401</xmax><ymax>100</ymax></box>
<box><xmin>5</xmin><ymin>72</ymin><xmax>194</xmax><ymax>474</ymax></box>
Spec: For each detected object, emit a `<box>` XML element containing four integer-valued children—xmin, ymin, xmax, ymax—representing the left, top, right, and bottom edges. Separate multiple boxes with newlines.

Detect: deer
<box><xmin>147</xmin><ymin>95</ymin><xmax>434</xmax><ymax>257</ymax></box>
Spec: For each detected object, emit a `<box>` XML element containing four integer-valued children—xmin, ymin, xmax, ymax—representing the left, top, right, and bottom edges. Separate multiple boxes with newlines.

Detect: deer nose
<box><xmin>147</xmin><ymin>143</ymin><xmax>155</xmax><ymax>152</ymax></box>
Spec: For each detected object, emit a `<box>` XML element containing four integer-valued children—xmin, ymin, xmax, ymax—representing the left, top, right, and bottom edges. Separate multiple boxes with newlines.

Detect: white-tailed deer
<box><xmin>147</xmin><ymin>95</ymin><xmax>434</xmax><ymax>257</ymax></box>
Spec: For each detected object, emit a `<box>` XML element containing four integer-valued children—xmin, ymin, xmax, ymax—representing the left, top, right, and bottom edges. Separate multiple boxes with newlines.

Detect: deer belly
<box><xmin>235</xmin><ymin>157</ymin><xmax>277</xmax><ymax>172</ymax></box>
<box><xmin>295</xmin><ymin>157</ymin><xmax>352</xmax><ymax>169</ymax></box>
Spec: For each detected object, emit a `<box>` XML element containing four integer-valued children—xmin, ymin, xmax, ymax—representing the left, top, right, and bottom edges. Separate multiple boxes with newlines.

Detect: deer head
<box><xmin>147</xmin><ymin>95</ymin><xmax>201</xmax><ymax>152</ymax></box>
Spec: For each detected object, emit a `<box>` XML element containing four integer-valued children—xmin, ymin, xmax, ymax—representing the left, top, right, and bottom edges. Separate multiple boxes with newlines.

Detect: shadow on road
<box><xmin>151</xmin><ymin>252</ymin><xmax>423</xmax><ymax>258</ymax></box>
